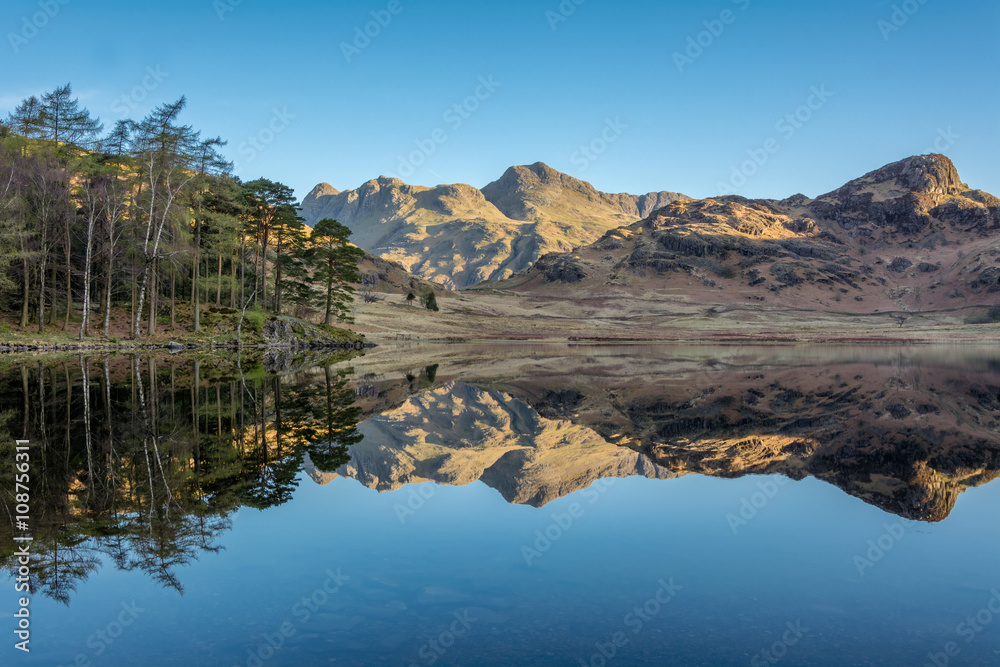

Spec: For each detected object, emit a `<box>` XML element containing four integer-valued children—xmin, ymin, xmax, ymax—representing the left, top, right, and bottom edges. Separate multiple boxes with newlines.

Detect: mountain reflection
<box><xmin>314</xmin><ymin>346</ymin><xmax>1000</xmax><ymax>523</ymax></box>
<box><xmin>4</xmin><ymin>346</ymin><xmax>1000</xmax><ymax>605</ymax></box>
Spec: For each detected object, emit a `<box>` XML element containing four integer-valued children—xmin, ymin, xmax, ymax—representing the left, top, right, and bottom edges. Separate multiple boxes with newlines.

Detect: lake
<box><xmin>2</xmin><ymin>344</ymin><xmax>1000</xmax><ymax>666</ymax></box>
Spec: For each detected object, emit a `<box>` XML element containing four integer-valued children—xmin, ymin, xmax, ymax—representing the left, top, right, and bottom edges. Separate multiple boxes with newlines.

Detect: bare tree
<box><xmin>131</xmin><ymin>99</ymin><xmax>199</xmax><ymax>340</ymax></box>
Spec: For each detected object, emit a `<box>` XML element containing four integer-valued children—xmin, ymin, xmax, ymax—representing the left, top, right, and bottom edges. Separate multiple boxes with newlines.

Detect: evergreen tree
<box><xmin>37</xmin><ymin>84</ymin><xmax>104</xmax><ymax>152</ymax></box>
<box><xmin>309</xmin><ymin>219</ymin><xmax>364</xmax><ymax>325</ymax></box>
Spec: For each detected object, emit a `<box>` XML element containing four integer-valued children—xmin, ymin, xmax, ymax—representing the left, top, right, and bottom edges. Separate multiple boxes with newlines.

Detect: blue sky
<box><xmin>1</xmin><ymin>0</ymin><xmax>997</xmax><ymax>202</ymax></box>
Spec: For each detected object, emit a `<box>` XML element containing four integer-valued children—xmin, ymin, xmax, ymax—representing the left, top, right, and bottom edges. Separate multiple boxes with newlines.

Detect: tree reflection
<box><xmin>0</xmin><ymin>351</ymin><xmax>361</xmax><ymax>604</ymax></box>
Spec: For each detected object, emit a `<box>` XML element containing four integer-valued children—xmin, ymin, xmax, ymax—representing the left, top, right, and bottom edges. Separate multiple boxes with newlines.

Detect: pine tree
<box><xmin>309</xmin><ymin>219</ymin><xmax>364</xmax><ymax>325</ymax></box>
<box><xmin>37</xmin><ymin>84</ymin><xmax>104</xmax><ymax>152</ymax></box>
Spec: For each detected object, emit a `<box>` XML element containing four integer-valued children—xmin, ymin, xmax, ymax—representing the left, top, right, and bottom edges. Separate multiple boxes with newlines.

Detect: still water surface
<box><xmin>2</xmin><ymin>345</ymin><xmax>999</xmax><ymax>666</ymax></box>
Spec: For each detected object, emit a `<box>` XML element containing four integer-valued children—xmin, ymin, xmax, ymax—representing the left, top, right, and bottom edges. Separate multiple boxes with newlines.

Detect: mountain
<box><xmin>497</xmin><ymin>155</ymin><xmax>1000</xmax><ymax>322</ymax></box>
<box><xmin>299</xmin><ymin>163</ymin><xmax>688</xmax><ymax>289</ymax></box>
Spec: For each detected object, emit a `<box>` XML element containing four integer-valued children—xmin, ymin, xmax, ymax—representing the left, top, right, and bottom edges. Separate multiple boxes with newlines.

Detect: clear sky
<box><xmin>2</xmin><ymin>0</ymin><xmax>997</xmax><ymax>202</ymax></box>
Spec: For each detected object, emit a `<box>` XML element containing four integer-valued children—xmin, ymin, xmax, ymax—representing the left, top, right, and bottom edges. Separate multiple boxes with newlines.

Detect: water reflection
<box><xmin>330</xmin><ymin>346</ymin><xmax>1000</xmax><ymax>522</ymax></box>
<box><xmin>3</xmin><ymin>345</ymin><xmax>1000</xmax><ymax>609</ymax></box>
<box><xmin>0</xmin><ymin>351</ymin><xmax>361</xmax><ymax>604</ymax></box>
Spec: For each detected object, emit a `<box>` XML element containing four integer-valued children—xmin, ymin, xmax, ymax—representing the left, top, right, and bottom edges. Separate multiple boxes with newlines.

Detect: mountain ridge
<box><xmin>299</xmin><ymin>163</ymin><xmax>689</xmax><ymax>289</ymax></box>
<box><xmin>495</xmin><ymin>154</ymin><xmax>1000</xmax><ymax>321</ymax></box>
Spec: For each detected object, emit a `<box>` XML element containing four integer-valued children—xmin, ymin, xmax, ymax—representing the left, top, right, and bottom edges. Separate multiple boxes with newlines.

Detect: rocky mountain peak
<box><xmin>824</xmin><ymin>154</ymin><xmax>967</xmax><ymax>200</ymax></box>
<box><xmin>868</xmin><ymin>154</ymin><xmax>965</xmax><ymax>195</ymax></box>
<box><xmin>303</xmin><ymin>182</ymin><xmax>339</xmax><ymax>203</ymax></box>
<box><xmin>375</xmin><ymin>175</ymin><xmax>406</xmax><ymax>188</ymax></box>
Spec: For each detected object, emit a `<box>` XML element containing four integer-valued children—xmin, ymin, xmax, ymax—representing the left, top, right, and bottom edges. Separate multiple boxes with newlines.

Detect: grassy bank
<box><xmin>0</xmin><ymin>304</ymin><xmax>365</xmax><ymax>352</ymax></box>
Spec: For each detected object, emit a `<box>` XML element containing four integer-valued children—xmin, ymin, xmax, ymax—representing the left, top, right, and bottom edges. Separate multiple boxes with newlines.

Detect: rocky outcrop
<box><xmin>262</xmin><ymin>316</ymin><xmax>363</xmax><ymax>349</ymax></box>
<box><xmin>500</xmin><ymin>154</ymin><xmax>1000</xmax><ymax>317</ymax></box>
<box><xmin>480</xmin><ymin>161</ymin><xmax>687</xmax><ymax>222</ymax></box>
<box><xmin>300</xmin><ymin>163</ymin><xmax>689</xmax><ymax>289</ymax></box>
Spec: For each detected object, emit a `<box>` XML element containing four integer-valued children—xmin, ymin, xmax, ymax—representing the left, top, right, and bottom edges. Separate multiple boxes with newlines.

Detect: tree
<box><xmin>130</xmin><ymin>98</ymin><xmax>200</xmax><ymax>340</ymax></box>
<box><xmin>200</xmin><ymin>176</ymin><xmax>245</xmax><ymax>309</ymax></box>
<box><xmin>189</xmin><ymin>137</ymin><xmax>230</xmax><ymax>332</ymax></box>
<box><xmin>890</xmin><ymin>313</ymin><xmax>910</xmax><ymax>328</ymax></box>
<box><xmin>77</xmin><ymin>176</ymin><xmax>102</xmax><ymax>339</ymax></box>
<box><xmin>271</xmin><ymin>204</ymin><xmax>307</xmax><ymax>315</ymax></box>
<box><xmin>94</xmin><ymin>134</ymin><xmax>132</xmax><ymax>338</ymax></box>
<box><xmin>37</xmin><ymin>84</ymin><xmax>103</xmax><ymax>152</ymax></box>
<box><xmin>21</xmin><ymin>153</ymin><xmax>73</xmax><ymax>333</ymax></box>
<box><xmin>243</xmin><ymin>179</ymin><xmax>296</xmax><ymax>313</ymax></box>
<box><xmin>406</xmin><ymin>292</ymin><xmax>416</xmax><ymax>306</ymax></box>
<box><xmin>0</xmin><ymin>147</ymin><xmax>32</xmax><ymax>306</ymax></box>
<box><xmin>6</xmin><ymin>96</ymin><xmax>43</xmax><ymax>148</ymax></box>
<box><xmin>309</xmin><ymin>219</ymin><xmax>364</xmax><ymax>325</ymax></box>
<box><xmin>421</xmin><ymin>288</ymin><xmax>439</xmax><ymax>312</ymax></box>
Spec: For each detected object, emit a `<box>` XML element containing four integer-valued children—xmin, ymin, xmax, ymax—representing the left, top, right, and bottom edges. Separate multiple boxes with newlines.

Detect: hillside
<box><xmin>300</xmin><ymin>162</ymin><xmax>688</xmax><ymax>289</ymax></box>
<box><xmin>494</xmin><ymin>155</ymin><xmax>1000</xmax><ymax>322</ymax></box>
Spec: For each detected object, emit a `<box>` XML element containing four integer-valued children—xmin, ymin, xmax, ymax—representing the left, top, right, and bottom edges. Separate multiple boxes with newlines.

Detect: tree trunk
<box><xmin>170</xmin><ymin>266</ymin><xmax>176</xmax><ymax>329</ymax></box>
<box><xmin>63</xmin><ymin>224</ymin><xmax>72</xmax><ymax>331</ymax></box>
<box><xmin>193</xmin><ymin>214</ymin><xmax>201</xmax><ymax>333</ymax></box>
<box><xmin>37</xmin><ymin>259</ymin><xmax>46</xmax><ymax>334</ymax></box>
<box><xmin>274</xmin><ymin>237</ymin><xmax>283</xmax><ymax>316</ymax></box>
<box><xmin>324</xmin><ymin>254</ymin><xmax>333</xmax><ymax>326</ymax></box>
<box><xmin>102</xmin><ymin>254</ymin><xmax>112</xmax><ymax>338</ymax></box>
<box><xmin>147</xmin><ymin>261</ymin><xmax>158</xmax><ymax>337</ymax></box>
<box><xmin>260</xmin><ymin>228</ymin><xmax>269</xmax><ymax>313</ymax></box>
<box><xmin>20</xmin><ymin>255</ymin><xmax>30</xmax><ymax>329</ymax></box>
<box><xmin>130</xmin><ymin>277</ymin><xmax>137</xmax><ymax>339</ymax></box>
<box><xmin>230</xmin><ymin>251</ymin><xmax>237</xmax><ymax>308</ymax></box>
<box><xmin>216</xmin><ymin>254</ymin><xmax>222</xmax><ymax>306</ymax></box>
<box><xmin>239</xmin><ymin>238</ymin><xmax>246</xmax><ymax>309</ymax></box>
<box><xmin>133</xmin><ymin>261</ymin><xmax>148</xmax><ymax>340</ymax></box>
<box><xmin>325</xmin><ymin>283</ymin><xmax>332</xmax><ymax>326</ymax></box>
<box><xmin>48</xmin><ymin>264</ymin><xmax>57</xmax><ymax>326</ymax></box>
<box><xmin>79</xmin><ymin>211</ymin><xmax>97</xmax><ymax>341</ymax></box>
